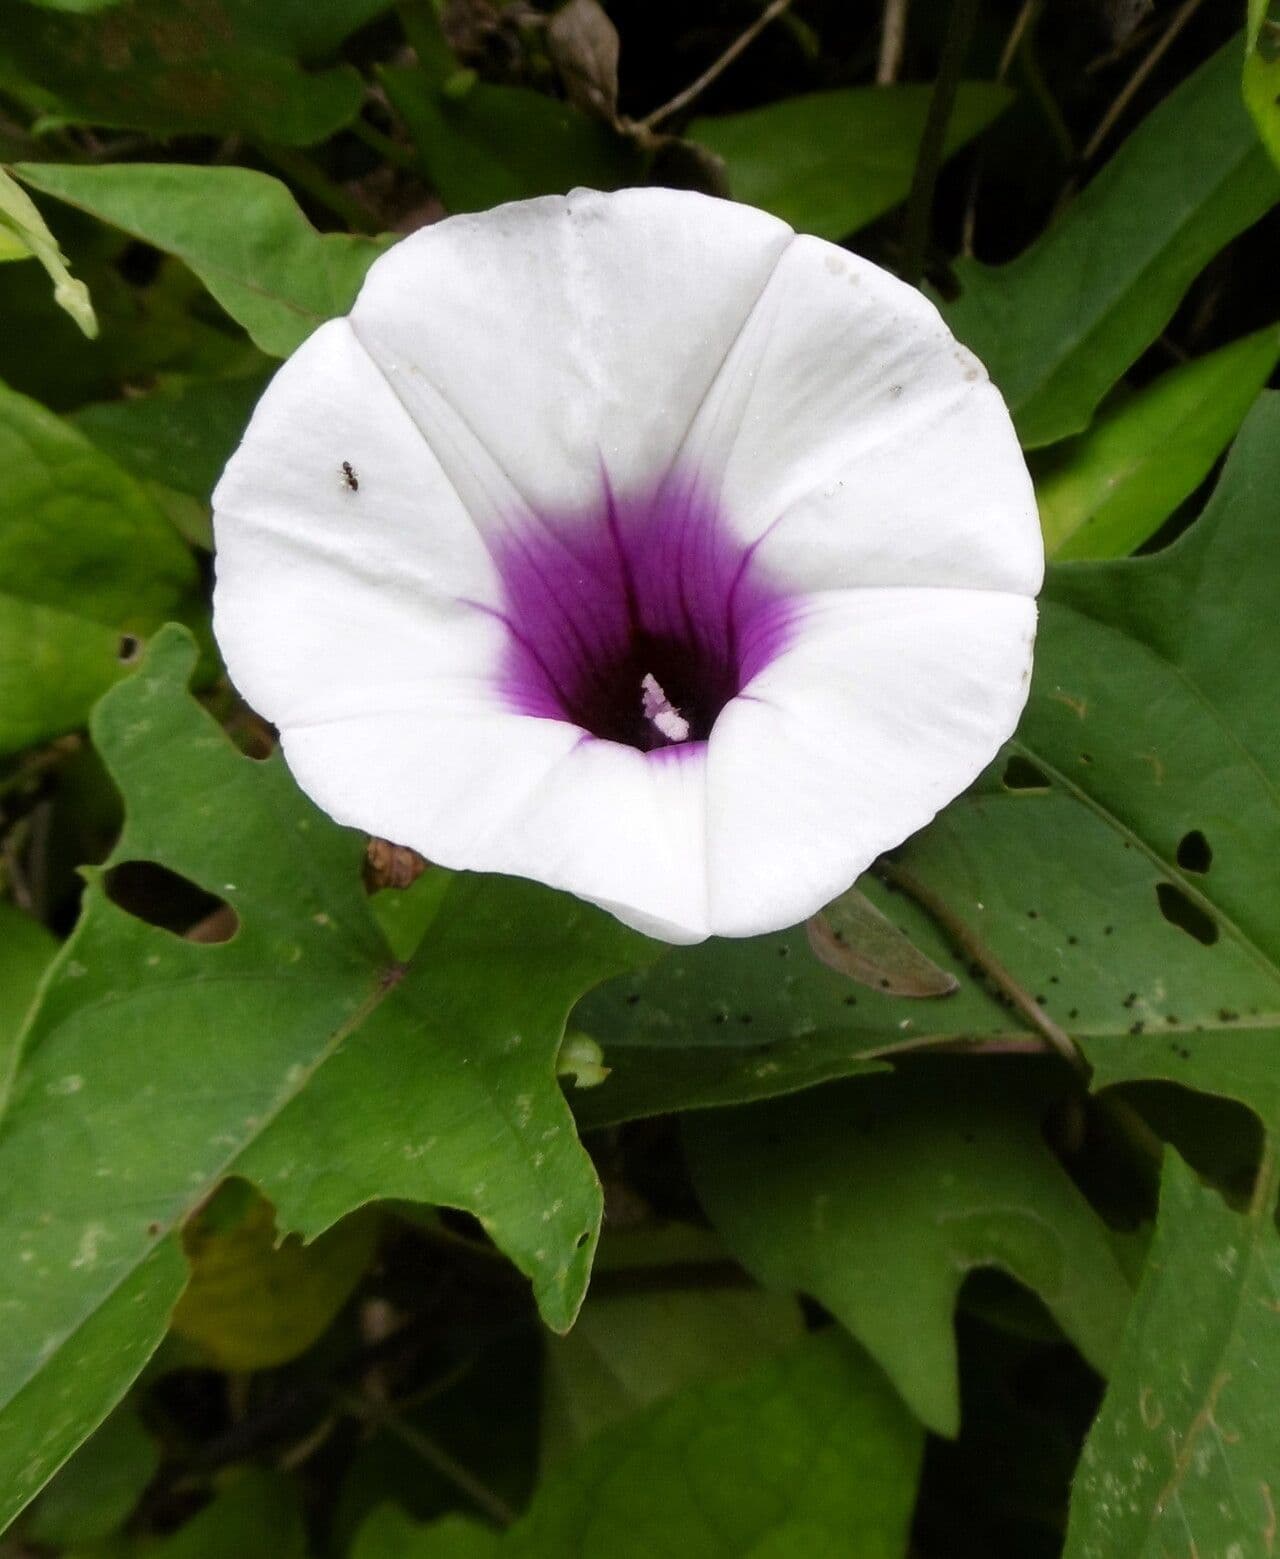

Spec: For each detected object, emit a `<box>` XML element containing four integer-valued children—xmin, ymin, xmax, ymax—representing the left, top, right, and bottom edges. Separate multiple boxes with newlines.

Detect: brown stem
<box><xmin>639</xmin><ymin>0</ymin><xmax>797</xmax><ymax>131</ymax></box>
<box><xmin>1080</xmin><ymin>0</ymin><xmax>1208</xmax><ymax>164</ymax></box>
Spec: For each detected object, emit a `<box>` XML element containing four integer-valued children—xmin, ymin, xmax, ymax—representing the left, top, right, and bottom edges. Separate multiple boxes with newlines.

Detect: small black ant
<box><xmin>340</xmin><ymin>460</ymin><xmax>359</xmax><ymax>492</ymax></box>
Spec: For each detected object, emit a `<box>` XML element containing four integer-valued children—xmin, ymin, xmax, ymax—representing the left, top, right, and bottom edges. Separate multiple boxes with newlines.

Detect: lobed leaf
<box><xmin>685</xmin><ymin>1063</ymin><xmax>1132</xmax><ymax>1436</ymax></box>
<box><xmin>943</xmin><ymin>39</ymin><xmax>1280</xmax><ymax>448</ymax></box>
<box><xmin>1064</xmin><ymin>1152</ymin><xmax>1280</xmax><ymax>1559</ymax></box>
<box><xmin>0</xmin><ymin>903</ymin><xmax>57</xmax><ymax>1086</ymax></box>
<box><xmin>0</xmin><ymin>626</ymin><xmax>656</xmax><ymax>1527</ymax></box>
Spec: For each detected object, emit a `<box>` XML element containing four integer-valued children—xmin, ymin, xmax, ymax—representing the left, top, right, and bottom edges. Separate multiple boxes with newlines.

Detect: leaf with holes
<box><xmin>689</xmin><ymin>82</ymin><xmax>1011</xmax><ymax>241</ymax></box>
<box><xmin>942</xmin><ymin>39</ymin><xmax>1280</xmax><ymax>447</ymax></box>
<box><xmin>13</xmin><ymin>165</ymin><xmax>388</xmax><ymax>357</ymax></box>
<box><xmin>0</xmin><ymin>0</ymin><xmax>393</xmax><ymax>143</ymax></box>
<box><xmin>0</xmin><ymin>376</ymin><xmax>201</xmax><ymax>757</ymax></box>
<box><xmin>0</xmin><ymin>626</ymin><xmax>655</xmax><ymax>1529</ymax></box>
<box><xmin>1064</xmin><ymin>1151</ymin><xmax>1280</xmax><ymax>1559</ymax></box>
<box><xmin>684</xmin><ymin>1062</ymin><xmax>1132</xmax><ymax>1437</ymax></box>
<box><xmin>578</xmin><ymin>395</ymin><xmax>1280</xmax><ymax>1137</ymax></box>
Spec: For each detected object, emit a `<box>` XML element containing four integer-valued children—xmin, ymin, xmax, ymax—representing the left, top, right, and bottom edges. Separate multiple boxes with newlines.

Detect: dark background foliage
<box><xmin>2</xmin><ymin>2</ymin><xmax>1279</xmax><ymax>1556</ymax></box>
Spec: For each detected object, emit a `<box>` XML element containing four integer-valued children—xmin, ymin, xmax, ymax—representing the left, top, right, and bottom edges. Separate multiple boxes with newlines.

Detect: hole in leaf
<box><xmin>1155</xmin><ymin>882</ymin><xmax>1218</xmax><ymax>946</ymax></box>
<box><xmin>575</xmin><ymin>1231</ymin><xmax>591</xmax><ymax>1249</ymax></box>
<box><xmin>117</xmin><ymin>633</ymin><xmax>142</xmax><ymax>664</ymax></box>
<box><xmin>1176</xmin><ymin>829</ymin><xmax>1212</xmax><ymax>873</ymax></box>
<box><xmin>1002</xmin><ymin>755</ymin><xmax>1050</xmax><ymax>791</ymax></box>
<box><xmin>104</xmin><ymin>861</ymin><xmax>239</xmax><ymax>942</ymax></box>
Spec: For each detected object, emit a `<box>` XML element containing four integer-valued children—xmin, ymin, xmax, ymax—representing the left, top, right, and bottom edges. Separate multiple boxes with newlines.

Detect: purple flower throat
<box><xmin>491</xmin><ymin>472</ymin><xmax>795</xmax><ymax>754</ymax></box>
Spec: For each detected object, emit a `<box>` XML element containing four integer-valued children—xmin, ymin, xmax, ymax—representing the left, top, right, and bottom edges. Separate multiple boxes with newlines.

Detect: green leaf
<box><xmin>0</xmin><ymin>166</ymin><xmax>95</xmax><ymax>337</ymax></box>
<box><xmin>1244</xmin><ymin>0</ymin><xmax>1280</xmax><ymax>169</ymax></box>
<box><xmin>684</xmin><ymin>1064</ymin><xmax>1132</xmax><ymax>1437</ymax></box>
<box><xmin>146</xmin><ymin>1468</ymin><xmax>308</xmax><ymax>1559</ymax></box>
<box><xmin>0</xmin><ymin>218</ymin><xmax>255</xmax><ymax>413</ymax></box>
<box><xmin>70</xmin><ymin>370</ymin><xmax>272</xmax><ymax>546</ymax></box>
<box><xmin>0</xmin><ymin>376</ymin><xmax>200</xmax><ymax>756</ymax></box>
<box><xmin>1035</xmin><ymin>324</ymin><xmax>1280</xmax><ymax>559</ymax></box>
<box><xmin>14</xmin><ymin>164</ymin><xmax>389</xmax><ymax>357</ymax></box>
<box><xmin>354</xmin><ymin>1509</ymin><xmax>500</xmax><ymax>1559</ymax></box>
<box><xmin>25</xmin><ymin>1406</ymin><xmax>159</xmax><ymax>1547</ymax></box>
<box><xmin>0</xmin><ymin>0</ymin><xmax>393</xmax><ymax>143</ymax></box>
<box><xmin>358</xmin><ymin>1332</ymin><xmax>922</xmax><ymax>1559</ymax></box>
<box><xmin>0</xmin><ymin>901</ymin><xmax>57</xmax><ymax>1084</ymax></box>
<box><xmin>70</xmin><ymin>373</ymin><xmax>270</xmax><ymax>510</ymax></box>
<box><xmin>543</xmin><ymin>1235</ymin><xmax>804</xmax><ymax>1457</ymax></box>
<box><xmin>0</xmin><ymin>1241</ymin><xmax>185</xmax><ymax>1535</ymax></box>
<box><xmin>943</xmin><ymin>39</ymin><xmax>1280</xmax><ymax>447</ymax></box>
<box><xmin>20</xmin><ymin>0</ymin><xmax>126</xmax><ymax>12</ymax></box>
<box><xmin>170</xmin><ymin>1182</ymin><xmax>378</xmax><ymax>1370</ymax></box>
<box><xmin>521</xmin><ymin>1329</ymin><xmax>920</xmax><ymax>1558</ymax></box>
<box><xmin>381</xmin><ymin>69</ymin><xmax>639</xmax><ymax>215</ymax></box>
<box><xmin>1064</xmin><ymin>1152</ymin><xmax>1280</xmax><ymax>1559</ymax></box>
<box><xmin>689</xmin><ymin>82</ymin><xmax>1012</xmax><ymax>240</ymax></box>
<box><xmin>572</xmin><ymin>870</ymin><xmax>996</xmax><ymax>1128</ymax></box>
<box><xmin>808</xmin><ymin>883</ymin><xmax>959</xmax><ymax>996</ymax></box>
<box><xmin>0</xmin><ymin>626</ymin><xmax>655</xmax><ymax>1527</ymax></box>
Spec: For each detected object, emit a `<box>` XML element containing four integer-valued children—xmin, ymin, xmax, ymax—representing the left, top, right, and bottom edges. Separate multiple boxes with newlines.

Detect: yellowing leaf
<box><xmin>172</xmin><ymin>1182</ymin><xmax>378</xmax><ymax>1371</ymax></box>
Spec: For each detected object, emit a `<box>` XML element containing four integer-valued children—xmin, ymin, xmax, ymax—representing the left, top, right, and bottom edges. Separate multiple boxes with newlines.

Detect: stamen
<box><xmin>640</xmin><ymin>672</ymin><xmax>690</xmax><ymax>744</ymax></box>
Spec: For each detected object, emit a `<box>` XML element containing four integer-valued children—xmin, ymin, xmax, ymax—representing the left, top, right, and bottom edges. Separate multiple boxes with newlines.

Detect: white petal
<box><xmin>345</xmin><ymin>188</ymin><xmax>795</xmax><ymax>521</ymax></box>
<box><xmin>282</xmin><ymin>717</ymin><xmax>712</xmax><ymax>943</ymax></box>
<box><xmin>212</xmin><ymin>318</ymin><xmax>505</xmax><ymax>728</ymax></box>
<box><xmin>682</xmin><ymin>235</ymin><xmax>1043</xmax><ymax>596</ymax></box>
<box><xmin>705</xmin><ymin>588</ymin><xmax>1037</xmax><ymax>937</ymax></box>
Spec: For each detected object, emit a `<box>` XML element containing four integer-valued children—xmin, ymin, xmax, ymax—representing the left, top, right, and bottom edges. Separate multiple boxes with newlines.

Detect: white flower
<box><xmin>212</xmin><ymin>187</ymin><xmax>1041</xmax><ymax>945</ymax></box>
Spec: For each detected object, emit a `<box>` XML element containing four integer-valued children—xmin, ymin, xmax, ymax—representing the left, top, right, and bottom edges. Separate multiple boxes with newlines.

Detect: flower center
<box><xmin>491</xmin><ymin>474</ymin><xmax>794</xmax><ymax>754</ymax></box>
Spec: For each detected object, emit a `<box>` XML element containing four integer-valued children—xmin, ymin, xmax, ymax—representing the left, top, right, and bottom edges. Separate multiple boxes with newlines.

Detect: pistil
<box><xmin>640</xmin><ymin>672</ymin><xmax>690</xmax><ymax>745</ymax></box>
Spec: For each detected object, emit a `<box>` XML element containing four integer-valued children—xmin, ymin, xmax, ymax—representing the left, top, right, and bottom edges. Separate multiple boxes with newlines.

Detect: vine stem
<box><xmin>340</xmin><ymin>1392</ymin><xmax>516</xmax><ymax>1526</ymax></box>
<box><xmin>900</xmin><ymin>0</ymin><xmax>980</xmax><ymax>287</ymax></box>
<box><xmin>1081</xmin><ymin>0</ymin><xmax>1208</xmax><ymax>164</ymax></box>
<box><xmin>876</xmin><ymin>0</ymin><xmax>910</xmax><ymax>84</ymax></box>
<box><xmin>638</xmin><ymin>0</ymin><xmax>797</xmax><ymax>131</ymax></box>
